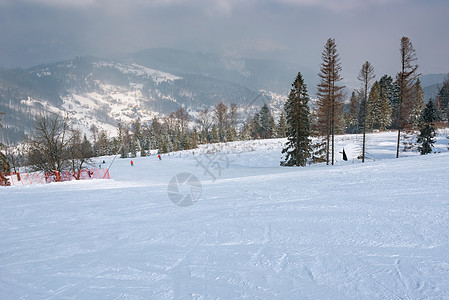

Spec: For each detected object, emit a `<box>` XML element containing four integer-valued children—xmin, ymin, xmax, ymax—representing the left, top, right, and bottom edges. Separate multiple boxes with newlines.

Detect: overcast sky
<box><xmin>1</xmin><ymin>0</ymin><xmax>448</xmax><ymax>83</ymax></box>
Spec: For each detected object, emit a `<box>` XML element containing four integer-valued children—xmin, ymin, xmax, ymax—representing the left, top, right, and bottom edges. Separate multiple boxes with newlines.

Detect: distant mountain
<box><xmin>124</xmin><ymin>48</ymin><xmax>319</xmax><ymax>95</ymax></box>
<box><xmin>420</xmin><ymin>73</ymin><xmax>448</xmax><ymax>88</ymax></box>
<box><xmin>420</xmin><ymin>73</ymin><xmax>448</xmax><ymax>102</ymax></box>
<box><xmin>1</xmin><ymin>50</ymin><xmax>315</xmax><ymax>144</ymax></box>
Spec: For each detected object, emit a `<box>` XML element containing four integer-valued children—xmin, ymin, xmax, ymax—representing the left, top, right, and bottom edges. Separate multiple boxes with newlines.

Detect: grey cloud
<box><xmin>0</xmin><ymin>0</ymin><xmax>447</xmax><ymax>85</ymax></box>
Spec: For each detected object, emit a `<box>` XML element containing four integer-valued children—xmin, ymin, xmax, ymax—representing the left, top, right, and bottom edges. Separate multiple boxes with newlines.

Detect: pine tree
<box><xmin>276</xmin><ymin>111</ymin><xmax>287</xmax><ymax>138</ymax></box>
<box><xmin>367</xmin><ymin>81</ymin><xmax>381</xmax><ymax>131</ymax></box>
<box><xmin>259</xmin><ymin>104</ymin><xmax>274</xmax><ymax>139</ymax></box>
<box><xmin>417</xmin><ymin>101</ymin><xmax>437</xmax><ymax>155</ymax></box>
<box><xmin>211</xmin><ymin>124</ymin><xmax>219</xmax><ymax>143</ymax></box>
<box><xmin>241</xmin><ymin>119</ymin><xmax>252</xmax><ymax>141</ymax></box>
<box><xmin>316</xmin><ymin>38</ymin><xmax>344</xmax><ymax>165</ymax></box>
<box><xmin>225</xmin><ymin>123</ymin><xmax>233</xmax><ymax>142</ymax></box>
<box><xmin>379</xmin><ymin>90</ymin><xmax>392</xmax><ymax>131</ymax></box>
<box><xmin>409</xmin><ymin>79</ymin><xmax>425</xmax><ymax>129</ymax></box>
<box><xmin>251</xmin><ymin>112</ymin><xmax>262</xmax><ymax>139</ymax></box>
<box><xmin>347</xmin><ymin>91</ymin><xmax>359</xmax><ymax>133</ymax></box>
<box><xmin>281</xmin><ymin>72</ymin><xmax>311</xmax><ymax>167</ymax></box>
<box><xmin>436</xmin><ymin>75</ymin><xmax>449</xmax><ymax>121</ymax></box>
<box><xmin>117</xmin><ymin>122</ymin><xmax>127</xmax><ymax>158</ymax></box>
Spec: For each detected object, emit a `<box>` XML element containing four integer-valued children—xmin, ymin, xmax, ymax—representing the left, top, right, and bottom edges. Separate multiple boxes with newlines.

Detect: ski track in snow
<box><xmin>1</xmin><ymin>132</ymin><xmax>449</xmax><ymax>299</ymax></box>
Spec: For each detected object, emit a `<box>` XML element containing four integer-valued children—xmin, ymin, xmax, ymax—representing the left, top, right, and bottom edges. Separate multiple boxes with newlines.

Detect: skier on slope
<box><xmin>158</xmin><ymin>154</ymin><xmax>162</xmax><ymax>160</ymax></box>
<box><xmin>130</xmin><ymin>160</ymin><xmax>134</xmax><ymax>166</ymax></box>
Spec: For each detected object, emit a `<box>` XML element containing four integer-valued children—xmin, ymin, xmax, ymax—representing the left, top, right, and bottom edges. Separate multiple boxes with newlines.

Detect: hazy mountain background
<box><xmin>0</xmin><ymin>48</ymin><xmax>446</xmax><ymax>144</ymax></box>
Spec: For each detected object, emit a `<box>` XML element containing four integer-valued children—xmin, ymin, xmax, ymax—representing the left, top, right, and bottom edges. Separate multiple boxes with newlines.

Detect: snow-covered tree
<box><xmin>436</xmin><ymin>75</ymin><xmax>449</xmax><ymax>121</ymax></box>
<box><xmin>346</xmin><ymin>91</ymin><xmax>359</xmax><ymax>133</ymax></box>
<box><xmin>409</xmin><ymin>79</ymin><xmax>425</xmax><ymax>129</ymax></box>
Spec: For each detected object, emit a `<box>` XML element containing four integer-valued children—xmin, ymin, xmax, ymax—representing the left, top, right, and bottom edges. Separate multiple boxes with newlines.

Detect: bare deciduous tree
<box><xmin>67</xmin><ymin>129</ymin><xmax>94</xmax><ymax>179</ymax></box>
<box><xmin>214</xmin><ymin>102</ymin><xmax>228</xmax><ymax>142</ymax></box>
<box><xmin>175</xmin><ymin>107</ymin><xmax>190</xmax><ymax>134</ymax></box>
<box><xmin>26</xmin><ymin>114</ymin><xmax>73</xmax><ymax>173</ymax></box>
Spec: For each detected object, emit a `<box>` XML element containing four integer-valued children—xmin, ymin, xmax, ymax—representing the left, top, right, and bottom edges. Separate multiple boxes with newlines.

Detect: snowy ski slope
<box><xmin>1</xmin><ymin>131</ymin><xmax>449</xmax><ymax>299</ymax></box>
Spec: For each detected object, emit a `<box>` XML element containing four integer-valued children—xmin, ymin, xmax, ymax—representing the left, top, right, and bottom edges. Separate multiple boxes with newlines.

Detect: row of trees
<box><xmin>1</xmin><ymin>37</ymin><xmax>448</xmax><ymax>174</ymax></box>
<box><xmin>0</xmin><ymin>114</ymin><xmax>95</xmax><ymax>181</ymax></box>
<box><xmin>281</xmin><ymin>37</ymin><xmax>447</xmax><ymax>167</ymax></box>
<box><xmin>111</xmin><ymin>102</ymin><xmax>288</xmax><ymax>158</ymax></box>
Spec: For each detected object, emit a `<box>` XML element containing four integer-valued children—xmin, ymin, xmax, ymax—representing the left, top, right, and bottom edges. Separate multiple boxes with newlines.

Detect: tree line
<box><xmin>1</xmin><ymin>36</ymin><xmax>449</xmax><ymax>176</ymax></box>
<box><xmin>281</xmin><ymin>37</ymin><xmax>448</xmax><ymax>166</ymax></box>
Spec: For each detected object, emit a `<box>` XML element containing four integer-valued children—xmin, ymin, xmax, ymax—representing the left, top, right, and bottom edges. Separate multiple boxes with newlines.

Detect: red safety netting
<box><xmin>0</xmin><ymin>168</ymin><xmax>110</xmax><ymax>186</ymax></box>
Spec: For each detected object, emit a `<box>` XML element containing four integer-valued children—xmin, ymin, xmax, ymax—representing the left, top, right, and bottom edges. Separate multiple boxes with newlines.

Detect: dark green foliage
<box><xmin>250</xmin><ymin>113</ymin><xmax>262</xmax><ymax>139</ymax></box>
<box><xmin>276</xmin><ymin>111</ymin><xmax>287</xmax><ymax>138</ymax></box>
<box><xmin>259</xmin><ymin>104</ymin><xmax>274</xmax><ymax>139</ymax></box>
<box><xmin>379</xmin><ymin>75</ymin><xmax>400</xmax><ymax>129</ymax></box>
<box><xmin>281</xmin><ymin>72</ymin><xmax>311</xmax><ymax>167</ymax></box>
<box><xmin>417</xmin><ymin>101</ymin><xmax>437</xmax><ymax>155</ymax></box>
<box><xmin>437</xmin><ymin>75</ymin><xmax>449</xmax><ymax>121</ymax></box>
<box><xmin>346</xmin><ymin>91</ymin><xmax>359</xmax><ymax>134</ymax></box>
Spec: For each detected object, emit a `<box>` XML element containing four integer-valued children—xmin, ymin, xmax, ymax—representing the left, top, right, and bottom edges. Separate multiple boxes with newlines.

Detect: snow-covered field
<box><xmin>1</xmin><ymin>131</ymin><xmax>449</xmax><ymax>299</ymax></box>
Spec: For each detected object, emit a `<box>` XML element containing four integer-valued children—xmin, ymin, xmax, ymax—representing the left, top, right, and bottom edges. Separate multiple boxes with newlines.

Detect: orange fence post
<box><xmin>26</xmin><ymin>173</ymin><xmax>31</xmax><ymax>185</ymax></box>
<box><xmin>95</xmin><ymin>168</ymin><xmax>101</xmax><ymax>179</ymax></box>
<box><xmin>0</xmin><ymin>174</ymin><xmax>4</xmax><ymax>186</ymax></box>
<box><xmin>36</xmin><ymin>173</ymin><xmax>42</xmax><ymax>184</ymax></box>
<box><xmin>105</xmin><ymin>169</ymin><xmax>110</xmax><ymax>179</ymax></box>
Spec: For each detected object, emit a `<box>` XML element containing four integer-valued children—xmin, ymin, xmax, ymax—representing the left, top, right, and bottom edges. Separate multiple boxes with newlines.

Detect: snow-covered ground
<box><xmin>1</xmin><ymin>131</ymin><xmax>449</xmax><ymax>299</ymax></box>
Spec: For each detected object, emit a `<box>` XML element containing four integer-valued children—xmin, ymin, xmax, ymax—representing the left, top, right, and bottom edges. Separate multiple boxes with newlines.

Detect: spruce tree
<box><xmin>436</xmin><ymin>75</ymin><xmax>449</xmax><ymax>121</ymax></box>
<box><xmin>281</xmin><ymin>72</ymin><xmax>311</xmax><ymax>167</ymax></box>
<box><xmin>367</xmin><ymin>81</ymin><xmax>380</xmax><ymax>131</ymax></box>
<box><xmin>251</xmin><ymin>112</ymin><xmax>262</xmax><ymax>139</ymax></box>
<box><xmin>259</xmin><ymin>104</ymin><xmax>273</xmax><ymax>139</ymax></box>
<box><xmin>347</xmin><ymin>91</ymin><xmax>359</xmax><ymax>133</ymax></box>
<box><xmin>276</xmin><ymin>111</ymin><xmax>287</xmax><ymax>138</ymax></box>
<box><xmin>417</xmin><ymin>101</ymin><xmax>437</xmax><ymax>155</ymax></box>
<box><xmin>379</xmin><ymin>91</ymin><xmax>392</xmax><ymax>131</ymax></box>
<box><xmin>410</xmin><ymin>79</ymin><xmax>425</xmax><ymax>129</ymax></box>
<box><xmin>211</xmin><ymin>124</ymin><xmax>219</xmax><ymax>143</ymax></box>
